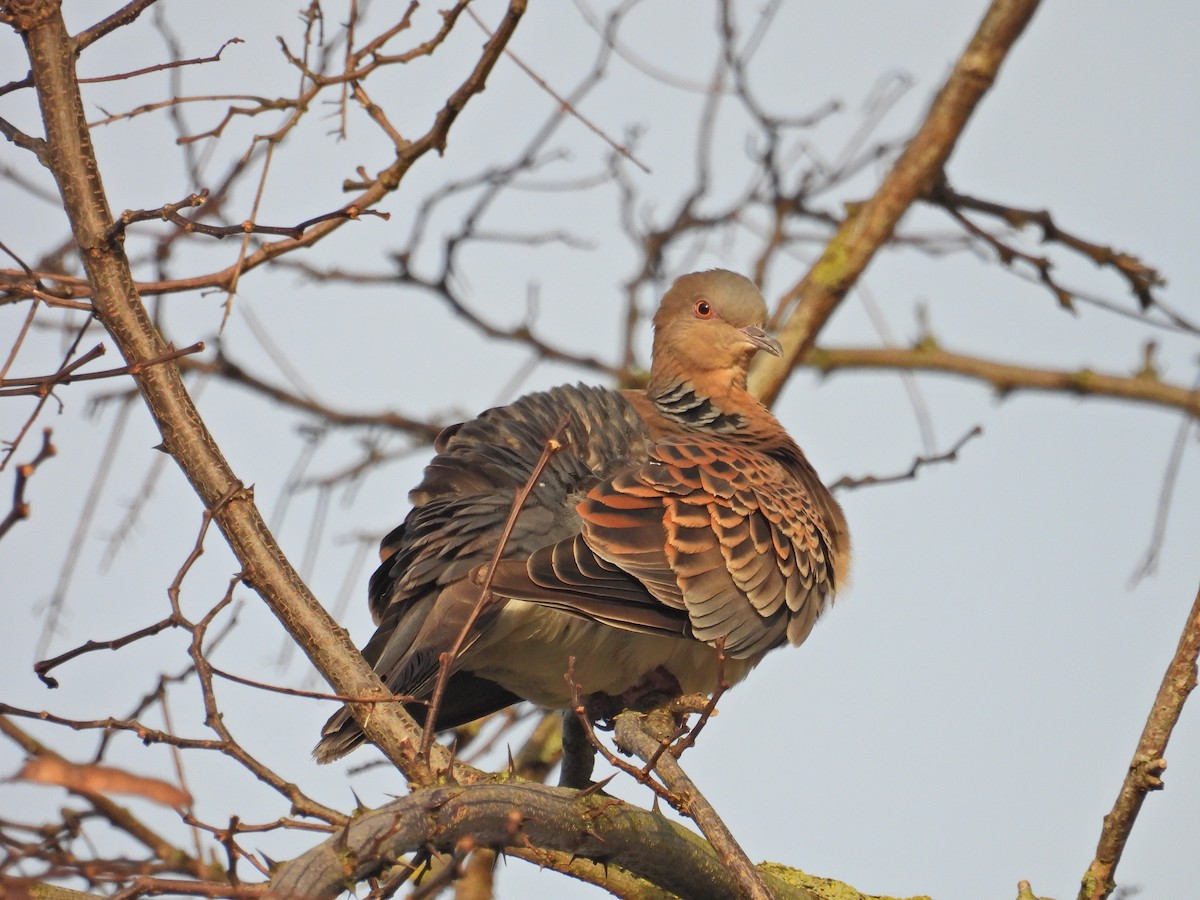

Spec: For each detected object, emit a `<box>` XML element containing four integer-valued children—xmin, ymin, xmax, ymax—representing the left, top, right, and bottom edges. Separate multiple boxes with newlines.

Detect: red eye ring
<box><xmin>693</xmin><ymin>298</ymin><xmax>713</xmax><ymax>319</ymax></box>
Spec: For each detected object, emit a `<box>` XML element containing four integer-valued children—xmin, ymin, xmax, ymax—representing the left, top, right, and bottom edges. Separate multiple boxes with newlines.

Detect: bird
<box><xmin>315</xmin><ymin>269</ymin><xmax>850</xmax><ymax>763</ymax></box>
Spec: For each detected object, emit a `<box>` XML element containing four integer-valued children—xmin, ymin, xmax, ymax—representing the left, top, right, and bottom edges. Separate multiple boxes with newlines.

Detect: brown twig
<box><xmin>0</xmin><ymin>342</ymin><xmax>204</xmax><ymax>397</ymax></box>
<box><xmin>562</xmin><ymin>658</ymin><xmax>677</xmax><ymax>806</ymax></box>
<box><xmin>0</xmin><ymin>341</ymin><xmax>104</xmax><ymax>393</ymax></box>
<box><xmin>465</xmin><ymin>6</ymin><xmax>649</xmax><ymax>174</ymax></box>
<box><xmin>929</xmin><ymin>181</ymin><xmax>1165</xmax><ymax>310</ymax></box>
<box><xmin>0</xmin><ymin>317</ymin><xmax>90</xmax><ymax>471</ymax></box>
<box><xmin>421</xmin><ymin>418</ymin><xmax>569</xmax><ymax>758</ymax></box>
<box><xmin>831</xmin><ymin>425</ymin><xmax>984</xmax><ymax>492</ymax></box>
<box><xmin>208</xmin><ymin>664</ymin><xmax>420</xmax><ymax>707</ymax></box>
<box><xmin>0</xmin><ymin>427</ymin><xmax>55</xmax><ymax>541</ymax></box>
<box><xmin>669</xmin><ymin>638</ymin><xmax>729</xmax><ymax>758</ymax></box>
<box><xmin>1128</xmin><ymin>375</ymin><xmax>1200</xmax><ymax>585</ymax></box>
<box><xmin>79</xmin><ymin>37</ymin><xmax>243</xmax><ymax>85</ymax></box>
<box><xmin>174</xmin><ymin>353</ymin><xmax>444</xmax><ymax>441</ymax></box>
<box><xmin>1078</xmin><ymin>584</ymin><xmax>1200</xmax><ymax>900</ymax></box>
<box><xmin>37</xmin><ymin>393</ymin><xmax>136</xmax><ymax>659</ymax></box>
<box><xmin>106</xmin><ymin>189</ymin><xmax>388</xmax><ymax>243</ymax></box>
<box><xmin>34</xmin><ymin>614</ymin><xmax>181</xmax><ymax>688</ymax></box>
<box><xmin>934</xmin><ymin>189</ymin><xmax>1076</xmax><ymax>310</ymax></box>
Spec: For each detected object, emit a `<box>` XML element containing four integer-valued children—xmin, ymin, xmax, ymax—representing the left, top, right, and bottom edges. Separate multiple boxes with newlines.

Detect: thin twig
<box><xmin>669</xmin><ymin>639</ymin><xmax>729</xmax><ymax>758</ymax></box>
<box><xmin>1128</xmin><ymin>371</ymin><xmax>1200</xmax><ymax>585</ymax></box>
<box><xmin>562</xmin><ymin>658</ymin><xmax>677</xmax><ymax>806</ymax></box>
<box><xmin>831</xmin><ymin>425</ymin><xmax>983</xmax><ymax>491</ymax></box>
<box><xmin>0</xmin><ymin>317</ymin><xmax>90</xmax><ymax>470</ymax></box>
<box><xmin>421</xmin><ymin>418</ymin><xmax>570</xmax><ymax>758</ymax></box>
<box><xmin>929</xmin><ymin>181</ymin><xmax>1165</xmax><ymax>311</ymax></box>
<box><xmin>465</xmin><ymin>6</ymin><xmax>649</xmax><ymax>174</ymax></box>
<box><xmin>0</xmin><ymin>427</ymin><xmax>55</xmax><ymax>541</ymax></box>
<box><xmin>79</xmin><ymin>36</ymin><xmax>243</xmax><ymax>84</ymax></box>
<box><xmin>34</xmin><ymin>614</ymin><xmax>181</xmax><ymax>688</ymax></box>
<box><xmin>208</xmin><ymin>664</ymin><xmax>420</xmax><ymax>707</ymax></box>
<box><xmin>0</xmin><ymin>342</ymin><xmax>204</xmax><ymax>397</ymax></box>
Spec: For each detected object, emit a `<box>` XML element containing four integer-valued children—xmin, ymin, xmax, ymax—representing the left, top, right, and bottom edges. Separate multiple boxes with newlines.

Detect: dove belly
<box><xmin>463</xmin><ymin>600</ymin><xmax>753</xmax><ymax>708</ymax></box>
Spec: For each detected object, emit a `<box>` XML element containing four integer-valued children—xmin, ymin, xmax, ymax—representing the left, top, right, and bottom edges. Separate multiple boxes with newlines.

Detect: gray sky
<box><xmin>2</xmin><ymin>2</ymin><xmax>1197</xmax><ymax>898</ymax></box>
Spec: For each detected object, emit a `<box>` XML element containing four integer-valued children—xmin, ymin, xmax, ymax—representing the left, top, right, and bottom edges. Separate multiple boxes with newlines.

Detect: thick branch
<box><xmin>270</xmin><ymin>782</ymin><xmax>820</xmax><ymax>900</ymax></box>
<box><xmin>749</xmin><ymin>0</ymin><xmax>1042</xmax><ymax>405</ymax></box>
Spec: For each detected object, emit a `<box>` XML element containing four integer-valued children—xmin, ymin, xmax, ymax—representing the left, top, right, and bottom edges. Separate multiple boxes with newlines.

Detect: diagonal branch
<box><xmin>749</xmin><ymin>0</ymin><xmax>1043</xmax><ymax>406</ymax></box>
<box><xmin>1078</xmin><ymin>584</ymin><xmax>1200</xmax><ymax>900</ymax></box>
<box><xmin>2</xmin><ymin>0</ymin><xmax>525</xmax><ymax>786</ymax></box>
<box><xmin>614</xmin><ymin>707</ymin><xmax>774</xmax><ymax>900</ymax></box>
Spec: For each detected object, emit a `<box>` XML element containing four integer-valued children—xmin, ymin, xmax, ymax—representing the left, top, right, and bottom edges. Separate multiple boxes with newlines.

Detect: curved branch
<box><xmin>270</xmin><ymin>781</ymin><xmax>819</xmax><ymax>900</ymax></box>
<box><xmin>749</xmin><ymin>0</ymin><xmax>1043</xmax><ymax>406</ymax></box>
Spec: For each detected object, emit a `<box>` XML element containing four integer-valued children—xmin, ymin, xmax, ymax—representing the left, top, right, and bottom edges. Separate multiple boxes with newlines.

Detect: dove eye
<box><xmin>693</xmin><ymin>299</ymin><xmax>713</xmax><ymax>319</ymax></box>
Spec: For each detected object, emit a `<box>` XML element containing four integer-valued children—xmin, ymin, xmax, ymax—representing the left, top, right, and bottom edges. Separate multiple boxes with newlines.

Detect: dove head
<box><xmin>649</xmin><ymin>270</ymin><xmax>782</xmax><ymax>396</ymax></box>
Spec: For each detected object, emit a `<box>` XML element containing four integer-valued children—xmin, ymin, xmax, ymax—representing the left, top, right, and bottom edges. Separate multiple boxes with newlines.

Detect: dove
<box><xmin>316</xmin><ymin>269</ymin><xmax>849</xmax><ymax>762</ymax></box>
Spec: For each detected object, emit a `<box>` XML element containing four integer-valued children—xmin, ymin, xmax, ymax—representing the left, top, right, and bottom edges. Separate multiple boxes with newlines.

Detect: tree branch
<box><xmin>2</xmin><ymin>0</ymin><xmax>527</xmax><ymax>786</ymax></box>
<box><xmin>749</xmin><ymin>0</ymin><xmax>1043</xmax><ymax>406</ymax></box>
<box><xmin>270</xmin><ymin>781</ymin><xmax>824</xmax><ymax>900</ymax></box>
<box><xmin>1078</xmin><ymin>584</ymin><xmax>1200</xmax><ymax>900</ymax></box>
<box><xmin>805</xmin><ymin>344</ymin><xmax>1200</xmax><ymax>419</ymax></box>
<box><xmin>614</xmin><ymin>708</ymin><xmax>774</xmax><ymax>900</ymax></box>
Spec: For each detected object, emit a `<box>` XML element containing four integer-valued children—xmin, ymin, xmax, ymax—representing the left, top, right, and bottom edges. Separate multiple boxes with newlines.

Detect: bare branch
<box><xmin>806</xmin><ymin>344</ymin><xmax>1200</xmax><ymax>419</ymax></box>
<box><xmin>1078</xmin><ymin>584</ymin><xmax>1200</xmax><ymax>900</ymax></box>
<box><xmin>831</xmin><ymin>425</ymin><xmax>984</xmax><ymax>492</ymax></box>
<box><xmin>615</xmin><ymin>706</ymin><xmax>775</xmax><ymax>900</ymax></box>
<box><xmin>929</xmin><ymin>181</ymin><xmax>1165</xmax><ymax>311</ymax></box>
<box><xmin>78</xmin><ymin>37</ymin><xmax>243</xmax><ymax>85</ymax></box>
<box><xmin>270</xmin><ymin>781</ymin><xmax>822</xmax><ymax>900</ymax></box>
<box><xmin>0</xmin><ymin>427</ymin><xmax>54</xmax><ymax>541</ymax></box>
<box><xmin>7</xmin><ymin>0</ymin><xmax>523</xmax><ymax>785</ymax></box>
<box><xmin>750</xmin><ymin>0</ymin><xmax>1044</xmax><ymax>406</ymax></box>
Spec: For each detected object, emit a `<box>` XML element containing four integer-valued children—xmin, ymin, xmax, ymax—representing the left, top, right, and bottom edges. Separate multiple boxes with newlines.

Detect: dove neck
<box><xmin>647</xmin><ymin>373</ymin><xmax>782</xmax><ymax>441</ymax></box>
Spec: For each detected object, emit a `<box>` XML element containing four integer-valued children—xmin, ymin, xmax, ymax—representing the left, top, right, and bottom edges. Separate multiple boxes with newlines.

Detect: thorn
<box><xmin>574</xmin><ymin>773</ymin><xmax>616</xmax><ymax>799</ymax></box>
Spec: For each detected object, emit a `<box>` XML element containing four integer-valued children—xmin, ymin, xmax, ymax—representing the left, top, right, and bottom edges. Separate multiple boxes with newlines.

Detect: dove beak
<box><xmin>740</xmin><ymin>325</ymin><xmax>783</xmax><ymax>357</ymax></box>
